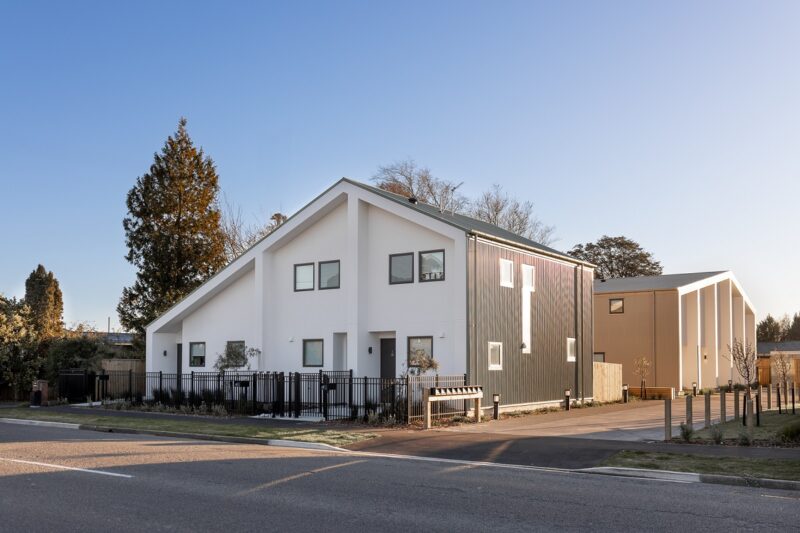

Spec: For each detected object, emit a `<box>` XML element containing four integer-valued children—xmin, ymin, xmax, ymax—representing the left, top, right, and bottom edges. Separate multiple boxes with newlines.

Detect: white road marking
<box><xmin>0</xmin><ymin>457</ymin><xmax>133</xmax><ymax>478</ymax></box>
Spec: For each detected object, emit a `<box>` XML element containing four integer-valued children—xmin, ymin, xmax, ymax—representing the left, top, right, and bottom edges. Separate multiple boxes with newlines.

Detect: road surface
<box><xmin>0</xmin><ymin>422</ymin><xmax>797</xmax><ymax>532</ymax></box>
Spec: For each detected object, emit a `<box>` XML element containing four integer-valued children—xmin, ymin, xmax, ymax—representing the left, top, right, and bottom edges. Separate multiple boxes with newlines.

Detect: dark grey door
<box><xmin>177</xmin><ymin>343</ymin><xmax>182</xmax><ymax>374</ymax></box>
<box><xmin>380</xmin><ymin>338</ymin><xmax>396</xmax><ymax>379</ymax></box>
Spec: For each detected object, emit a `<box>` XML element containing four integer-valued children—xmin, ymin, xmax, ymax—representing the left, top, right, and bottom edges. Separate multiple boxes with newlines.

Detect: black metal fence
<box><xmin>57</xmin><ymin>369</ymin><xmax>468</xmax><ymax>424</ymax></box>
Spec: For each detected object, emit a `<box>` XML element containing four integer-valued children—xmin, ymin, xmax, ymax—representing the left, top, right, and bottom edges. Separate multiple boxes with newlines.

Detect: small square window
<box><xmin>488</xmin><ymin>342</ymin><xmax>503</xmax><ymax>371</ymax></box>
<box><xmin>500</xmin><ymin>259</ymin><xmax>514</xmax><ymax>288</ymax></box>
<box><xmin>593</xmin><ymin>352</ymin><xmax>605</xmax><ymax>363</ymax></box>
<box><xmin>319</xmin><ymin>260</ymin><xmax>340</xmax><ymax>289</ymax></box>
<box><xmin>407</xmin><ymin>336</ymin><xmax>433</xmax><ymax>368</ymax></box>
<box><xmin>419</xmin><ymin>250</ymin><xmax>445</xmax><ymax>282</ymax></box>
<box><xmin>567</xmin><ymin>338</ymin><xmax>576</xmax><ymax>363</ymax></box>
<box><xmin>189</xmin><ymin>342</ymin><xmax>206</xmax><ymax>367</ymax></box>
<box><xmin>294</xmin><ymin>263</ymin><xmax>314</xmax><ymax>291</ymax></box>
<box><xmin>609</xmin><ymin>298</ymin><xmax>624</xmax><ymax>314</ymax></box>
<box><xmin>389</xmin><ymin>253</ymin><xmax>414</xmax><ymax>284</ymax></box>
<box><xmin>303</xmin><ymin>339</ymin><xmax>323</xmax><ymax>367</ymax></box>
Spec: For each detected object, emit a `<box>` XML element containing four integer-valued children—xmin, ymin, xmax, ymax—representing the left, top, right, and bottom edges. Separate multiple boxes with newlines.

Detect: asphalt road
<box><xmin>0</xmin><ymin>423</ymin><xmax>797</xmax><ymax>532</ymax></box>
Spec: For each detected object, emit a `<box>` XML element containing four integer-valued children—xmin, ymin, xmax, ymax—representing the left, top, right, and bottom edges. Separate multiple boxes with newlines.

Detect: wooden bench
<box><xmin>424</xmin><ymin>386</ymin><xmax>483</xmax><ymax>429</ymax></box>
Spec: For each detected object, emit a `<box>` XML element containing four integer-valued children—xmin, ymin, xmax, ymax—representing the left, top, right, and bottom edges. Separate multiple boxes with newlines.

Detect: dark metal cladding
<box><xmin>468</xmin><ymin>237</ymin><xmax>594</xmax><ymax>406</ymax></box>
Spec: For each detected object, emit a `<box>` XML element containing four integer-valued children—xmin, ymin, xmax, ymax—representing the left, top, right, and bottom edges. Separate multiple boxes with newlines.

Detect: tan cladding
<box><xmin>594</xmin><ymin>291</ymin><xmax>679</xmax><ymax>388</ymax></box>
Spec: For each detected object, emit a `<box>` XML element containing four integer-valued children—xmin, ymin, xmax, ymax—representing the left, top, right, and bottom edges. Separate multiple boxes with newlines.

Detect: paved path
<box><xmin>1</xmin><ymin>422</ymin><xmax>797</xmax><ymax>532</ymax></box>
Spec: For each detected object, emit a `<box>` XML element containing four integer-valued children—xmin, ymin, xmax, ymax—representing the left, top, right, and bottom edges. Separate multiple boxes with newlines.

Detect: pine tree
<box><xmin>23</xmin><ymin>264</ymin><xmax>64</xmax><ymax>339</ymax></box>
<box><xmin>118</xmin><ymin>118</ymin><xmax>226</xmax><ymax>335</ymax></box>
<box><xmin>757</xmin><ymin>314</ymin><xmax>783</xmax><ymax>342</ymax></box>
<box><xmin>569</xmin><ymin>236</ymin><xmax>663</xmax><ymax>281</ymax></box>
<box><xmin>785</xmin><ymin>313</ymin><xmax>800</xmax><ymax>341</ymax></box>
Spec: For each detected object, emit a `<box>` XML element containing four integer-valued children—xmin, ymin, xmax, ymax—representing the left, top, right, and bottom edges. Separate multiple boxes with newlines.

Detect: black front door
<box><xmin>380</xmin><ymin>338</ymin><xmax>396</xmax><ymax>379</ymax></box>
<box><xmin>177</xmin><ymin>343</ymin><xmax>182</xmax><ymax>374</ymax></box>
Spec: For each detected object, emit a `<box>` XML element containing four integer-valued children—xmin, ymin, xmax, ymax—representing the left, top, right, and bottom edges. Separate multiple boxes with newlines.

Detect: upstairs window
<box><xmin>319</xmin><ymin>260</ymin><xmax>340</xmax><ymax>290</ymax></box>
<box><xmin>488</xmin><ymin>342</ymin><xmax>503</xmax><ymax>370</ymax></box>
<box><xmin>419</xmin><ymin>250</ymin><xmax>445</xmax><ymax>282</ymax></box>
<box><xmin>189</xmin><ymin>342</ymin><xmax>206</xmax><ymax>367</ymax></box>
<box><xmin>389</xmin><ymin>253</ymin><xmax>414</xmax><ymax>284</ymax></box>
<box><xmin>609</xmin><ymin>298</ymin><xmax>624</xmax><ymax>314</ymax></box>
<box><xmin>500</xmin><ymin>259</ymin><xmax>514</xmax><ymax>288</ymax></box>
<box><xmin>294</xmin><ymin>263</ymin><xmax>314</xmax><ymax>291</ymax></box>
<box><xmin>567</xmin><ymin>337</ymin><xmax>576</xmax><ymax>362</ymax></box>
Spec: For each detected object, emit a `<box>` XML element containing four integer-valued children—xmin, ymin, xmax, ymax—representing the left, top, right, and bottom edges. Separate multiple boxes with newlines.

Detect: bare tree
<box><xmin>772</xmin><ymin>352</ymin><xmax>792</xmax><ymax>395</ymax></box>
<box><xmin>725</xmin><ymin>339</ymin><xmax>757</xmax><ymax>399</ymax></box>
<box><xmin>471</xmin><ymin>184</ymin><xmax>556</xmax><ymax>246</ymax></box>
<box><xmin>220</xmin><ymin>194</ymin><xmax>286</xmax><ymax>262</ymax></box>
<box><xmin>372</xmin><ymin>159</ymin><xmax>468</xmax><ymax>214</ymax></box>
<box><xmin>633</xmin><ymin>356</ymin><xmax>651</xmax><ymax>399</ymax></box>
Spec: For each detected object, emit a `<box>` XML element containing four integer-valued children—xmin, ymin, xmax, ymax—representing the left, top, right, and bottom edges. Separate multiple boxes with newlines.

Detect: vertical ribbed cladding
<box><xmin>469</xmin><ymin>239</ymin><xmax>592</xmax><ymax>405</ymax></box>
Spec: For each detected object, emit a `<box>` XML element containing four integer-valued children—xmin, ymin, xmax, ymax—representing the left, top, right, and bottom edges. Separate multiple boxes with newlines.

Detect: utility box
<box><xmin>30</xmin><ymin>380</ymin><xmax>49</xmax><ymax>407</ymax></box>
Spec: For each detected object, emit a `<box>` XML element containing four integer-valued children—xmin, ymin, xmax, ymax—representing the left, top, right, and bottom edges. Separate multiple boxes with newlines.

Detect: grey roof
<box><xmin>758</xmin><ymin>341</ymin><xmax>800</xmax><ymax>354</ymax></box>
<box><xmin>346</xmin><ymin>179</ymin><xmax>587</xmax><ymax>265</ymax></box>
<box><xmin>593</xmin><ymin>271</ymin><xmax>727</xmax><ymax>294</ymax></box>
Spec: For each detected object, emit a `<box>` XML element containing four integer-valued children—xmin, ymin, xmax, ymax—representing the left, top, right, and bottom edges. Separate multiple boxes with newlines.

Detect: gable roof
<box><xmin>344</xmin><ymin>179</ymin><xmax>588</xmax><ymax>265</ymax></box>
<box><xmin>757</xmin><ymin>341</ymin><xmax>800</xmax><ymax>354</ymax></box>
<box><xmin>593</xmin><ymin>271</ymin><xmax>727</xmax><ymax>294</ymax></box>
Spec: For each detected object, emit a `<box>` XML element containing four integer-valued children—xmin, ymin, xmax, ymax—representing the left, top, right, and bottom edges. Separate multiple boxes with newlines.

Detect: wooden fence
<box><xmin>101</xmin><ymin>358</ymin><xmax>145</xmax><ymax>373</ymax></box>
<box><xmin>592</xmin><ymin>362</ymin><xmax>622</xmax><ymax>402</ymax></box>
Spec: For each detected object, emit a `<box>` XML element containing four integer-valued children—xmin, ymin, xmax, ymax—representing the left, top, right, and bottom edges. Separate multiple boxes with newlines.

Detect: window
<box><xmin>488</xmin><ymin>342</ymin><xmax>503</xmax><ymax>370</ymax></box>
<box><xmin>294</xmin><ymin>263</ymin><xmax>314</xmax><ymax>291</ymax></box>
<box><xmin>609</xmin><ymin>298</ymin><xmax>624</xmax><ymax>314</ymax></box>
<box><xmin>189</xmin><ymin>342</ymin><xmax>206</xmax><ymax>367</ymax></box>
<box><xmin>407</xmin><ymin>336</ymin><xmax>433</xmax><ymax>368</ymax></box>
<box><xmin>521</xmin><ymin>264</ymin><xmax>535</xmax><ymax>354</ymax></box>
<box><xmin>226</xmin><ymin>341</ymin><xmax>245</xmax><ymax>356</ymax></box>
<box><xmin>389</xmin><ymin>253</ymin><xmax>414</xmax><ymax>284</ymax></box>
<box><xmin>593</xmin><ymin>352</ymin><xmax>605</xmax><ymax>363</ymax></box>
<box><xmin>500</xmin><ymin>259</ymin><xmax>514</xmax><ymax>288</ymax></box>
<box><xmin>303</xmin><ymin>339</ymin><xmax>323</xmax><ymax>367</ymax></box>
<box><xmin>319</xmin><ymin>260</ymin><xmax>340</xmax><ymax>289</ymax></box>
<box><xmin>567</xmin><ymin>337</ymin><xmax>576</xmax><ymax>363</ymax></box>
<box><xmin>419</xmin><ymin>250</ymin><xmax>445</xmax><ymax>282</ymax></box>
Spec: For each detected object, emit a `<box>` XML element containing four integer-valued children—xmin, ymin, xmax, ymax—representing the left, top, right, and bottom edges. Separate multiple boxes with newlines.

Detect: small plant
<box><xmin>211</xmin><ymin>403</ymin><xmax>228</xmax><ymax>417</ymax></box>
<box><xmin>710</xmin><ymin>424</ymin><xmax>724</xmax><ymax>444</ymax></box>
<box><xmin>679</xmin><ymin>422</ymin><xmax>694</xmax><ymax>442</ymax></box>
<box><xmin>737</xmin><ymin>428</ymin><xmax>753</xmax><ymax>446</ymax></box>
<box><xmin>777</xmin><ymin>419</ymin><xmax>800</xmax><ymax>443</ymax></box>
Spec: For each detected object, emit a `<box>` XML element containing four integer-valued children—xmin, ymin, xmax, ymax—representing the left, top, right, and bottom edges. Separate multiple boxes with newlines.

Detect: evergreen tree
<box><xmin>757</xmin><ymin>314</ymin><xmax>783</xmax><ymax>342</ymax></box>
<box><xmin>0</xmin><ymin>295</ymin><xmax>41</xmax><ymax>400</ymax></box>
<box><xmin>23</xmin><ymin>264</ymin><xmax>64</xmax><ymax>338</ymax></box>
<box><xmin>785</xmin><ymin>313</ymin><xmax>800</xmax><ymax>341</ymax></box>
<box><xmin>569</xmin><ymin>235</ymin><xmax>663</xmax><ymax>281</ymax></box>
<box><xmin>118</xmin><ymin>118</ymin><xmax>226</xmax><ymax>335</ymax></box>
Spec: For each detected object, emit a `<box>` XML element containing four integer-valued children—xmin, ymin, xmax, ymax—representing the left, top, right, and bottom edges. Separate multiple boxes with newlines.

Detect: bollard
<box><xmin>756</xmin><ymin>391</ymin><xmax>761</xmax><ymax>427</ymax></box>
<box><xmin>792</xmin><ymin>384</ymin><xmax>796</xmax><ymax>415</ymax></box>
<box><xmin>664</xmin><ymin>398</ymin><xmax>672</xmax><ymax>441</ymax></box>
<box><xmin>623</xmin><ymin>384</ymin><xmax>629</xmax><ymax>403</ymax></box>
<box><xmin>492</xmin><ymin>393</ymin><xmax>500</xmax><ymax>420</ymax></box>
<box><xmin>767</xmin><ymin>385</ymin><xmax>772</xmax><ymax>410</ymax></box>
<box><xmin>734</xmin><ymin>389</ymin><xmax>740</xmax><ymax>421</ymax></box>
<box><xmin>692</xmin><ymin>382</ymin><xmax>698</xmax><ymax>397</ymax></box>
<box><xmin>777</xmin><ymin>384</ymin><xmax>782</xmax><ymax>414</ymax></box>
<box><xmin>746</xmin><ymin>397</ymin><xmax>754</xmax><ymax>430</ymax></box>
<box><xmin>564</xmin><ymin>389</ymin><xmax>571</xmax><ymax>411</ymax></box>
<box><xmin>704</xmin><ymin>392</ymin><xmax>711</xmax><ymax>428</ymax></box>
<box><xmin>720</xmin><ymin>390</ymin><xmax>726</xmax><ymax>423</ymax></box>
<box><xmin>685</xmin><ymin>395</ymin><xmax>693</xmax><ymax>427</ymax></box>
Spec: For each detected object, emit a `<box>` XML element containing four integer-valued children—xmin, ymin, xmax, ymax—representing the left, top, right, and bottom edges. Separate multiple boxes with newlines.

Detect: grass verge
<box><xmin>690</xmin><ymin>411</ymin><xmax>800</xmax><ymax>445</ymax></box>
<box><xmin>602</xmin><ymin>450</ymin><xmax>800</xmax><ymax>481</ymax></box>
<box><xmin>0</xmin><ymin>407</ymin><xmax>374</xmax><ymax>447</ymax></box>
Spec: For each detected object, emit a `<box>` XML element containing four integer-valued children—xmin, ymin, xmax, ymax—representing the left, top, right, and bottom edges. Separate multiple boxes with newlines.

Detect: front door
<box><xmin>176</xmin><ymin>343</ymin><xmax>182</xmax><ymax>374</ymax></box>
<box><xmin>380</xmin><ymin>338</ymin><xmax>396</xmax><ymax>379</ymax></box>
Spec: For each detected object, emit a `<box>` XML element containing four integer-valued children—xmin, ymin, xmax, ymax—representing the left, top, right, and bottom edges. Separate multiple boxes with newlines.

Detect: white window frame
<box><xmin>566</xmin><ymin>337</ymin><xmax>576</xmax><ymax>363</ymax></box>
<box><xmin>488</xmin><ymin>341</ymin><xmax>503</xmax><ymax>371</ymax></box>
<box><xmin>499</xmin><ymin>258</ymin><xmax>514</xmax><ymax>288</ymax></box>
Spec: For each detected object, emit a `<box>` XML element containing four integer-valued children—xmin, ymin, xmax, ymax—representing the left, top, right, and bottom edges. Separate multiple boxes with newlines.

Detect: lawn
<box><xmin>0</xmin><ymin>407</ymin><xmax>374</xmax><ymax>447</ymax></box>
<box><xmin>602</xmin><ymin>450</ymin><xmax>800</xmax><ymax>482</ymax></box>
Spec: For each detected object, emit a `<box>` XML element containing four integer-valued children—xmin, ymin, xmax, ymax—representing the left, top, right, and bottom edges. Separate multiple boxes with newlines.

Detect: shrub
<box><xmin>211</xmin><ymin>403</ymin><xmax>228</xmax><ymax>417</ymax></box>
<box><xmin>738</xmin><ymin>429</ymin><xmax>753</xmax><ymax>446</ymax></box>
<box><xmin>710</xmin><ymin>424</ymin><xmax>724</xmax><ymax>444</ymax></box>
<box><xmin>777</xmin><ymin>419</ymin><xmax>800</xmax><ymax>443</ymax></box>
<box><xmin>679</xmin><ymin>422</ymin><xmax>694</xmax><ymax>442</ymax></box>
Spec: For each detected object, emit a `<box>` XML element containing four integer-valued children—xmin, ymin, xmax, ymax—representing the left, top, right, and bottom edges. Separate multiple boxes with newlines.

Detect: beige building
<box><xmin>593</xmin><ymin>271</ymin><xmax>756</xmax><ymax>391</ymax></box>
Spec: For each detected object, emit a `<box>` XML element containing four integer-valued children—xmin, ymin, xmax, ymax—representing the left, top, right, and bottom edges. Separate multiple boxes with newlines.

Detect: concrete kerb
<box><xmin>0</xmin><ymin>418</ymin><xmax>346</xmax><ymax>453</ymax></box>
<box><xmin>580</xmin><ymin>466</ymin><xmax>800</xmax><ymax>492</ymax></box>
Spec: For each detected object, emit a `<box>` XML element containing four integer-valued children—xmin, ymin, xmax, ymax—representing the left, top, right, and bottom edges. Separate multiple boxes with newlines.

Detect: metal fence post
<box><xmin>322</xmin><ymin>374</ymin><xmax>329</xmax><ymax>421</ymax></box>
<box><xmin>664</xmin><ymin>398</ymin><xmax>672</xmax><ymax>441</ymax></box>
<box><xmin>252</xmin><ymin>372</ymin><xmax>258</xmax><ymax>414</ymax></box>
<box><xmin>294</xmin><ymin>372</ymin><xmax>301</xmax><ymax>418</ymax></box>
<box><xmin>685</xmin><ymin>394</ymin><xmax>692</xmax><ymax>427</ymax></box>
<box><xmin>348</xmin><ymin>369</ymin><xmax>354</xmax><ymax>417</ymax></box>
<box><xmin>793</xmin><ymin>383</ymin><xmax>796</xmax><ymax>415</ymax></box>
<box><xmin>720</xmin><ymin>390</ymin><xmax>726</xmax><ymax>423</ymax></box>
<box><xmin>190</xmin><ymin>371</ymin><xmax>195</xmax><ymax>405</ymax></box>
<box><xmin>756</xmin><ymin>390</ymin><xmax>761</xmax><ymax>426</ymax></box>
<box><xmin>128</xmin><ymin>369</ymin><xmax>133</xmax><ymax>402</ymax></box>
<box><xmin>159</xmin><ymin>371</ymin><xmax>163</xmax><ymax>400</ymax></box>
<box><xmin>704</xmin><ymin>392</ymin><xmax>711</xmax><ymax>428</ymax></box>
<box><xmin>406</xmin><ymin>374</ymin><xmax>411</xmax><ymax>424</ymax></box>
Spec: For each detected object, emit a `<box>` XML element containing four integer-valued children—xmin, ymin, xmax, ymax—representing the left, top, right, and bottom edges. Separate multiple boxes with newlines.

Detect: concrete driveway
<box><xmin>448</xmin><ymin>395</ymin><xmax>740</xmax><ymax>441</ymax></box>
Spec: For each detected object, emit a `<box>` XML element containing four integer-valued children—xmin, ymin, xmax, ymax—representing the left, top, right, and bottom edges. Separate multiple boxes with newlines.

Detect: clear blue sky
<box><xmin>1</xmin><ymin>1</ymin><xmax>799</xmax><ymax>330</ymax></box>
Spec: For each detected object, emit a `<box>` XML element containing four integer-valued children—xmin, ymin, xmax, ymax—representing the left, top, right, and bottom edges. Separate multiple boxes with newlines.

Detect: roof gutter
<box><xmin>468</xmin><ymin>230</ymin><xmax>596</xmax><ymax>269</ymax></box>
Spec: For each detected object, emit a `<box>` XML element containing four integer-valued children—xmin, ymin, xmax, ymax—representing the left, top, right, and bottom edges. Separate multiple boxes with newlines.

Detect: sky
<box><xmin>1</xmin><ymin>1</ymin><xmax>799</xmax><ymax>330</ymax></box>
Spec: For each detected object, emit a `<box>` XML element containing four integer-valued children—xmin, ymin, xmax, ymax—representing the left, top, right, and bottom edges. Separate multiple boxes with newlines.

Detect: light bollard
<box><xmin>564</xmin><ymin>389</ymin><xmax>571</xmax><ymax>411</ymax></box>
<box><xmin>622</xmin><ymin>384</ymin><xmax>629</xmax><ymax>403</ymax></box>
<box><xmin>492</xmin><ymin>393</ymin><xmax>500</xmax><ymax>420</ymax></box>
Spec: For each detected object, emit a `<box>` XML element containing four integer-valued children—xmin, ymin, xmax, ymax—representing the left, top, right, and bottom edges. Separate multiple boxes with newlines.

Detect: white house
<box><xmin>146</xmin><ymin>179</ymin><xmax>595</xmax><ymax>408</ymax></box>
